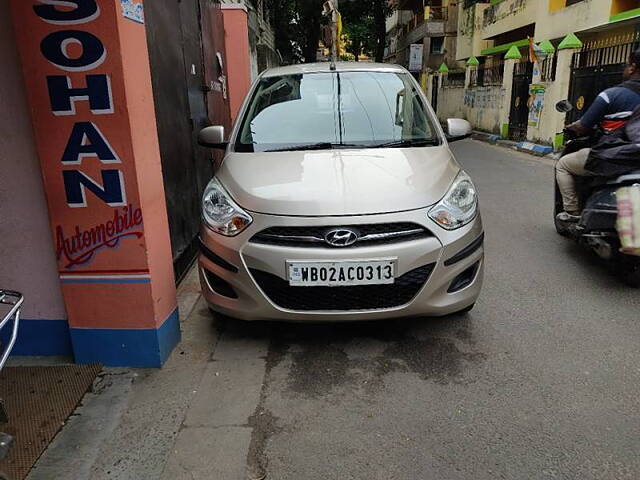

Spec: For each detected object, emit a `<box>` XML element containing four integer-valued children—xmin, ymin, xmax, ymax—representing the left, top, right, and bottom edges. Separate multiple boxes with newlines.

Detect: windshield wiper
<box><xmin>265</xmin><ymin>142</ymin><xmax>361</xmax><ymax>152</ymax></box>
<box><xmin>370</xmin><ymin>139</ymin><xmax>440</xmax><ymax>149</ymax></box>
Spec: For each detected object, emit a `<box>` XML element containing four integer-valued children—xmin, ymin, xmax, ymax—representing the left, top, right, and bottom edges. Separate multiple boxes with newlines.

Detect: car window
<box><xmin>235</xmin><ymin>71</ymin><xmax>439</xmax><ymax>152</ymax></box>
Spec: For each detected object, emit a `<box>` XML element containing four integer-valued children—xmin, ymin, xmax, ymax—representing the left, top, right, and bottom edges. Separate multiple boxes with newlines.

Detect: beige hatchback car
<box><xmin>197</xmin><ymin>62</ymin><xmax>484</xmax><ymax>321</ymax></box>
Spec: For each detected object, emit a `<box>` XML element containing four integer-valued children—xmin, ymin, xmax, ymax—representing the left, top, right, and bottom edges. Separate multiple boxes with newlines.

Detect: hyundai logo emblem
<box><xmin>325</xmin><ymin>229</ymin><xmax>358</xmax><ymax>247</ymax></box>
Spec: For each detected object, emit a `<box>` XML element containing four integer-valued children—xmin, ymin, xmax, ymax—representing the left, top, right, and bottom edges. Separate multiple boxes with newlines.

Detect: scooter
<box><xmin>553</xmin><ymin>100</ymin><xmax>640</xmax><ymax>286</ymax></box>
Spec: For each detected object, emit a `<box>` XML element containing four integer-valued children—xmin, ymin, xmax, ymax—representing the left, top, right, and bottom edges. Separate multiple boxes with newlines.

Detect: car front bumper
<box><xmin>198</xmin><ymin>207</ymin><xmax>484</xmax><ymax>321</ymax></box>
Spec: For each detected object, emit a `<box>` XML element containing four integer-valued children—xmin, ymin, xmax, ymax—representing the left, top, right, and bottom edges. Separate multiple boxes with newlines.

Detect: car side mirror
<box><xmin>446</xmin><ymin>118</ymin><xmax>472</xmax><ymax>142</ymax></box>
<box><xmin>198</xmin><ymin>126</ymin><xmax>227</xmax><ymax>149</ymax></box>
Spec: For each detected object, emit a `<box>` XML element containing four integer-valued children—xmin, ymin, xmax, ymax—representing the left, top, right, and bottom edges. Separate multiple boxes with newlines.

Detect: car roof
<box><xmin>261</xmin><ymin>62</ymin><xmax>408</xmax><ymax>78</ymax></box>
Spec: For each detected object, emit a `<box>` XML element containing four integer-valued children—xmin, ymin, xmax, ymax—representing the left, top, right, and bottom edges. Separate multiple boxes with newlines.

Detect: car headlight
<box><xmin>428</xmin><ymin>170</ymin><xmax>478</xmax><ymax>230</ymax></box>
<box><xmin>202</xmin><ymin>178</ymin><xmax>252</xmax><ymax>236</ymax></box>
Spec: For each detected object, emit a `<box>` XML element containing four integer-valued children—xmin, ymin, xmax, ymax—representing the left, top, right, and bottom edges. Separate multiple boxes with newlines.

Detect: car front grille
<box><xmin>250</xmin><ymin>222</ymin><xmax>432</xmax><ymax>248</ymax></box>
<box><xmin>249</xmin><ymin>264</ymin><xmax>435</xmax><ymax>311</ymax></box>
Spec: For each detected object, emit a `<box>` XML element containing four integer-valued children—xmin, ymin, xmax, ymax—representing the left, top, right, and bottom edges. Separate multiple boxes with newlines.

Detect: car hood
<box><xmin>216</xmin><ymin>146</ymin><xmax>460</xmax><ymax>216</ymax></box>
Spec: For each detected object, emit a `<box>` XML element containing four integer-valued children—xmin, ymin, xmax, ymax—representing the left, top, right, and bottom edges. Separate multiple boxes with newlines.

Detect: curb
<box><xmin>514</xmin><ymin>141</ymin><xmax>553</xmax><ymax>156</ymax></box>
<box><xmin>472</xmin><ymin>130</ymin><xmax>557</xmax><ymax>159</ymax></box>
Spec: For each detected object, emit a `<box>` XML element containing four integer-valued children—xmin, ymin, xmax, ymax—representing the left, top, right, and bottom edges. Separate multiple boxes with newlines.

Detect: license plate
<box><xmin>287</xmin><ymin>260</ymin><xmax>396</xmax><ymax>287</ymax></box>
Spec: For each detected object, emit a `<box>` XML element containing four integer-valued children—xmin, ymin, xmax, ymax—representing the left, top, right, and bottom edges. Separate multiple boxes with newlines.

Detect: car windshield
<box><xmin>235</xmin><ymin>71</ymin><xmax>440</xmax><ymax>152</ymax></box>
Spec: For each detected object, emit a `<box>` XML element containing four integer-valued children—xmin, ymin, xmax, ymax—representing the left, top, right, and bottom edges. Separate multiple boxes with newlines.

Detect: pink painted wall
<box><xmin>0</xmin><ymin>0</ymin><xmax>66</xmax><ymax>321</ymax></box>
<box><xmin>222</xmin><ymin>5</ymin><xmax>252</xmax><ymax>124</ymax></box>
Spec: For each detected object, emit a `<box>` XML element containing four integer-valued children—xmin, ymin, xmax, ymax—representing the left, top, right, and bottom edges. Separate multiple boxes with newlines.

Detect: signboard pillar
<box><xmin>10</xmin><ymin>0</ymin><xmax>180</xmax><ymax>367</ymax></box>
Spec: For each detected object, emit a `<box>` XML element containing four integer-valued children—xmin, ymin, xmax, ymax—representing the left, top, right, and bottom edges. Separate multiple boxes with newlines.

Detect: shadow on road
<box><xmin>214</xmin><ymin>311</ymin><xmax>487</xmax><ymax>397</ymax></box>
<box><xmin>557</xmin><ymin>235</ymin><xmax>640</xmax><ymax>289</ymax></box>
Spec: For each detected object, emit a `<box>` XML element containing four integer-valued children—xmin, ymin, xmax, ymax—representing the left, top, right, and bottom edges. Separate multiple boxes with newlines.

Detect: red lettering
<box><xmin>114</xmin><ymin>209</ymin><xmax>124</xmax><ymax>233</ymax></box>
<box><xmin>54</xmin><ymin>204</ymin><xmax>144</xmax><ymax>268</ymax></box>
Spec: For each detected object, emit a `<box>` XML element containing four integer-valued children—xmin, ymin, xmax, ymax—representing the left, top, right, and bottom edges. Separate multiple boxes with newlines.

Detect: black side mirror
<box><xmin>555</xmin><ymin>100</ymin><xmax>573</xmax><ymax>113</ymax></box>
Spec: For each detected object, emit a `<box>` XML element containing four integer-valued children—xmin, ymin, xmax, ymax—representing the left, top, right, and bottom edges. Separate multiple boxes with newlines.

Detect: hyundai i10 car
<box><xmin>197</xmin><ymin>62</ymin><xmax>484</xmax><ymax>321</ymax></box>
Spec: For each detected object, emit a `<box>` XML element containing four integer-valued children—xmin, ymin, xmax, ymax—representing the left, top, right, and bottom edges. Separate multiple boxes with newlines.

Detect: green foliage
<box><xmin>266</xmin><ymin>0</ymin><xmax>326</xmax><ymax>63</ymax></box>
<box><xmin>266</xmin><ymin>0</ymin><xmax>394</xmax><ymax>64</ymax></box>
<box><xmin>340</xmin><ymin>0</ymin><xmax>394</xmax><ymax>62</ymax></box>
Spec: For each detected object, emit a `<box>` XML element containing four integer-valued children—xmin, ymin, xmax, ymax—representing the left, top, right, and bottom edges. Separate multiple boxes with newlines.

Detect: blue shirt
<box><xmin>580</xmin><ymin>82</ymin><xmax>640</xmax><ymax>129</ymax></box>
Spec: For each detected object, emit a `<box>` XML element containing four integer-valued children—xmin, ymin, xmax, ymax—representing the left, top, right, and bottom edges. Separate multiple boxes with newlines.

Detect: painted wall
<box><xmin>456</xmin><ymin>3</ymin><xmax>475</xmax><ymax>60</ymax></box>
<box><xmin>437</xmin><ymin>83</ymin><xmax>503</xmax><ymax>135</ymax></box>
<box><xmin>548</xmin><ymin>0</ymin><xmax>565</xmax><ymax>12</ymax></box>
<box><xmin>222</xmin><ymin>5</ymin><xmax>252</xmax><ymax>124</ymax></box>
<box><xmin>464</xmin><ymin>85</ymin><xmax>504</xmax><ymax>134</ymax></box>
<box><xmin>0</xmin><ymin>0</ymin><xmax>69</xmax><ymax>355</ymax></box>
<box><xmin>437</xmin><ymin>84</ymin><xmax>467</xmax><ymax>121</ymax></box>
<box><xmin>526</xmin><ymin>48</ymin><xmax>575</xmax><ymax>146</ymax></box>
<box><xmin>456</xmin><ymin>2</ymin><xmax>491</xmax><ymax>60</ymax></box>
<box><xmin>536</xmin><ymin>0</ymin><xmax>612</xmax><ymax>41</ymax></box>
<box><xmin>481</xmin><ymin>0</ymin><xmax>538</xmax><ymax>40</ymax></box>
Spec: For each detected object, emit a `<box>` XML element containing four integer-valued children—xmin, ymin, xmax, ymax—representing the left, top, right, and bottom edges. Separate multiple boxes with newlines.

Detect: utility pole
<box><xmin>332</xmin><ymin>0</ymin><xmax>339</xmax><ymax>65</ymax></box>
<box><xmin>324</xmin><ymin>0</ymin><xmax>339</xmax><ymax>67</ymax></box>
<box><xmin>324</xmin><ymin>0</ymin><xmax>340</xmax><ymax>67</ymax></box>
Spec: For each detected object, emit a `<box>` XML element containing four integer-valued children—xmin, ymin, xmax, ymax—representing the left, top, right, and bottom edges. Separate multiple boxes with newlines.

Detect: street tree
<box><xmin>340</xmin><ymin>0</ymin><xmax>394</xmax><ymax>62</ymax></box>
<box><xmin>267</xmin><ymin>0</ymin><xmax>325</xmax><ymax>64</ymax></box>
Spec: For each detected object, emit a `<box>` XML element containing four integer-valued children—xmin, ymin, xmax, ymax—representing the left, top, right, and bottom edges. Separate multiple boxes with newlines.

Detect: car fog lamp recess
<box><xmin>428</xmin><ymin>171</ymin><xmax>478</xmax><ymax>230</ymax></box>
<box><xmin>202</xmin><ymin>178</ymin><xmax>252</xmax><ymax>236</ymax></box>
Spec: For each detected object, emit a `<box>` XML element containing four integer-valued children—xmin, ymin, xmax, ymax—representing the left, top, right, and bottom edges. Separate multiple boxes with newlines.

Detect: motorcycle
<box><xmin>553</xmin><ymin>100</ymin><xmax>640</xmax><ymax>286</ymax></box>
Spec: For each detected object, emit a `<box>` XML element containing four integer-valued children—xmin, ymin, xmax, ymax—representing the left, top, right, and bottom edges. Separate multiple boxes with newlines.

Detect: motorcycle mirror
<box><xmin>555</xmin><ymin>100</ymin><xmax>573</xmax><ymax>113</ymax></box>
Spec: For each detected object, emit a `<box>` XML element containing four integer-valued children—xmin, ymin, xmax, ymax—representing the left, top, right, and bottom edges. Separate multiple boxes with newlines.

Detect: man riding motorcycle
<box><xmin>556</xmin><ymin>49</ymin><xmax>640</xmax><ymax>222</ymax></box>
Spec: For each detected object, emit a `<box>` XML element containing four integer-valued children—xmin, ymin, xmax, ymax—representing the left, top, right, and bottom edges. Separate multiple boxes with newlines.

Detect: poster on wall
<box><xmin>528</xmin><ymin>84</ymin><xmax>546</xmax><ymax>127</ymax></box>
<box><xmin>409</xmin><ymin>44</ymin><xmax>424</xmax><ymax>72</ymax></box>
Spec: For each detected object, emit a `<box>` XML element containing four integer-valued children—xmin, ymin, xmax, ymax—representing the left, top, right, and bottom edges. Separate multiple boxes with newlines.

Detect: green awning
<box><xmin>480</xmin><ymin>38</ymin><xmax>528</xmax><ymax>56</ymax></box>
<box><xmin>610</xmin><ymin>7</ymin><xmax>640</xmax><ymax>23</ymax></box>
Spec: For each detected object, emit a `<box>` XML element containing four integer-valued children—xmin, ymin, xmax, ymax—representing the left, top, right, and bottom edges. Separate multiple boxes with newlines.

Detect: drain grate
<box><xmin>0</xmin><ymin>364</ymin><xmax>102</xmax><ymax>480</ymax></box>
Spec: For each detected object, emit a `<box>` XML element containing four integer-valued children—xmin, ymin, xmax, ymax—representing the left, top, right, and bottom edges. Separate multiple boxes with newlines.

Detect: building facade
<box><xmin>433</xmin><ymin>0</ymin><xmax>640</xmax><ymax>148</ymax></box>
<box><xmin>385</xmin><ymin>0</ymin><xmax>461</xmax><ymax>78</ymax></box>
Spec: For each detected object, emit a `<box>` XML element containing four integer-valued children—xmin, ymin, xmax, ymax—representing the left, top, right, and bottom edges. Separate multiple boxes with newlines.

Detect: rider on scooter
<box><xmin>556</xmin><ymin>48</ymin><xmax>640</xmax><ymax>222</ymax></box>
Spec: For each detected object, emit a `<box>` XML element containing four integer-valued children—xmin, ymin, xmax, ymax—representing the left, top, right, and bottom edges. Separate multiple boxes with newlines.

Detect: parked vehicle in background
<box><xmin>197</xmin><ymin>63</ymin><xmax>484</xmax><ymax>321</ymax></box>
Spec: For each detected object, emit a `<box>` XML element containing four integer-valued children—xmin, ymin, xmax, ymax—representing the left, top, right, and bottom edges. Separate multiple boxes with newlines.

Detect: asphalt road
<box><xmin>208</xmin><ymin>139</ymin><xmax>640</xmax><ymax>480</ymax></box>
<box><xmin>27</xmin><ymin>139</ymin><xmax>640</xmax><ymax>480</ymax></box>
